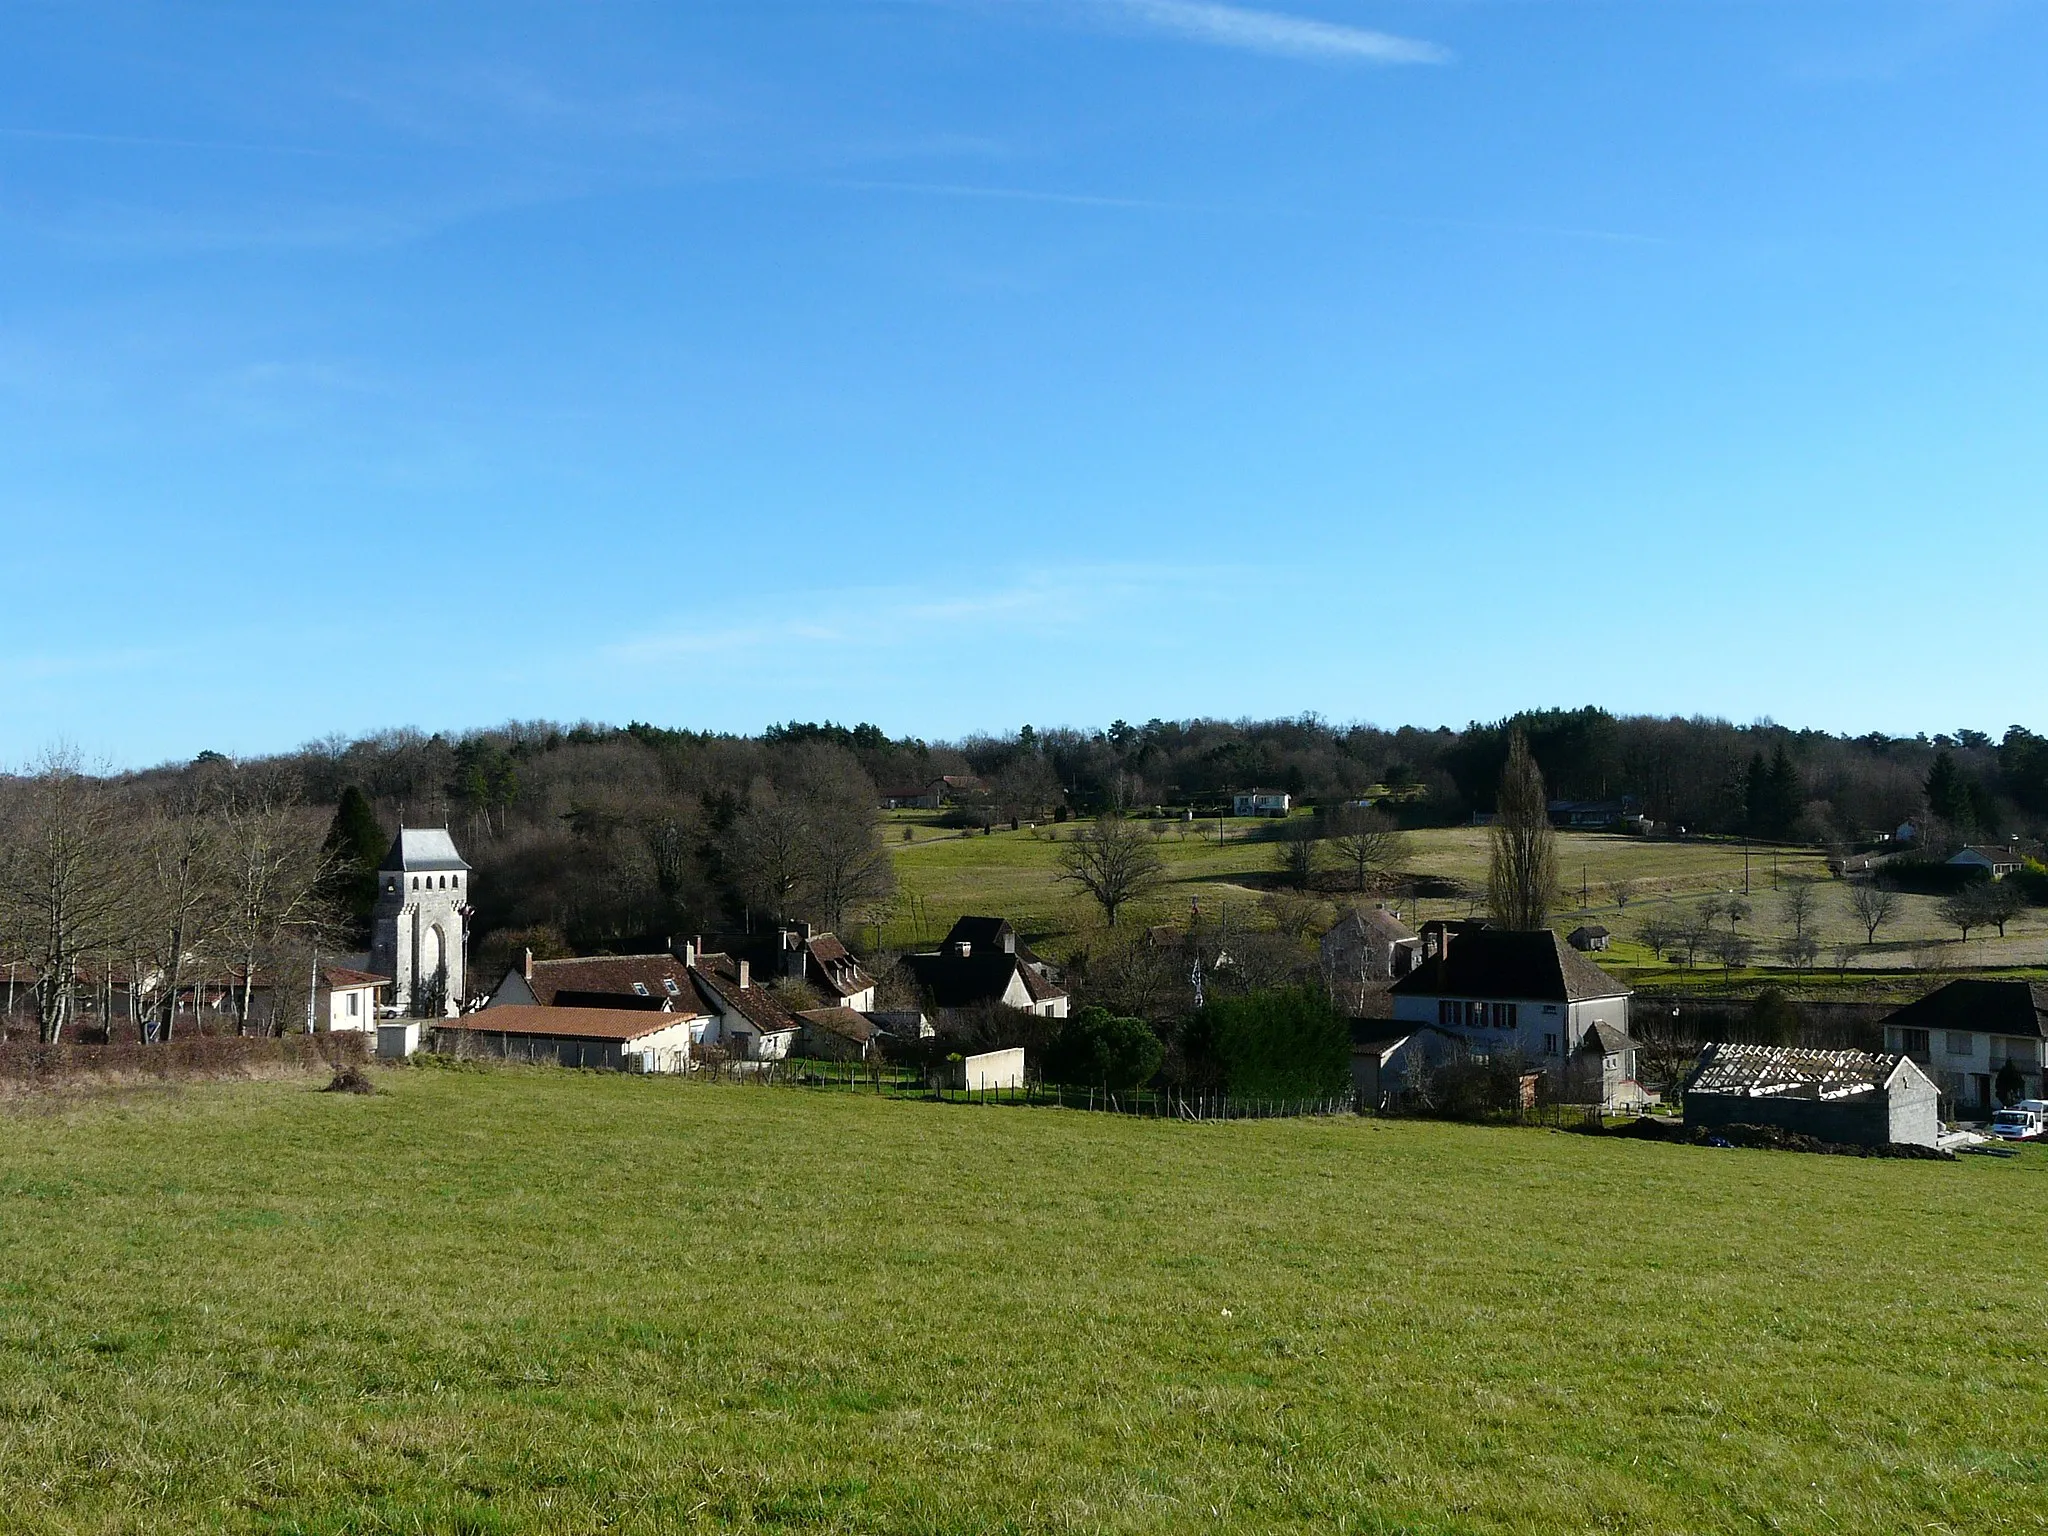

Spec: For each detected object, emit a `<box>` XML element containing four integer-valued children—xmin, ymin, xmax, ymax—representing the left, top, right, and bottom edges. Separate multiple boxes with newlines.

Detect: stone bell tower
<box><xmin>369</xmin><ymin>827</ymin><xmax>471</xmax><ymax>1017</ymax></box>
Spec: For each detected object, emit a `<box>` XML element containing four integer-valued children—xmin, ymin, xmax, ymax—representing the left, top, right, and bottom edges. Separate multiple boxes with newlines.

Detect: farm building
<box><xmin>1682</xmin><ymin>1043</ymin><xmax>1940</xmax><ymax>1149</ymax></box>
<box><xmin>797</xmin><ymin>1007</ymin><xmax>884</xmax><ymax>1061</ymax></box>
<box><xmin>435</xmin><ymin>1004</ymin><xmax>701</xmax><ymax>1073</ymax></box>
<box><xmin>1567</xmin><ymin>925</ymin><xmax>1611</xmax><ymax>953</ymax></box>
<box><xmin>1881</xmin><ymin>978</ymin><xmax>2047</xmax><ymax>1115</ymax></box>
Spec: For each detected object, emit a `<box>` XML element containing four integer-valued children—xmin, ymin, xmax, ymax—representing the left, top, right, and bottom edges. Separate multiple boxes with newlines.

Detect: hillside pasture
<box><xmin>881</xmin><ymin>820</ymin><xmax>2048</xmax><ymax>986</ymax></box>
<box><xmin>1</xmin><ymin>1069</ymin><xmax>2043</xmax><ymax>1534</ymax></box>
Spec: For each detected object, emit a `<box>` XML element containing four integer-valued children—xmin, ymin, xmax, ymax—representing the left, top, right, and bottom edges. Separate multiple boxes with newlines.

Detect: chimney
<box><xmin>781</xmin><ymin>926</ymin><xmax>806</xmax><ymax>980</ymax></box>
<box><xmin>1421</xmin><ymin>920</ymin><xmax>1453</xmax><ymax>964</ymax></box>
<box><xmin>676</xmin><ymin>937</ymin><xmax>698</xmax><ymax>968</ymax></box>
<box><xmin>521</xmin><ymin>947</ymin><xmax>533</xmax><ymax>981</ymax></box>
<box><xmin>737</xmin><ymin>959</ymin><xmax>751</xmax><ymax>990</ymax></box>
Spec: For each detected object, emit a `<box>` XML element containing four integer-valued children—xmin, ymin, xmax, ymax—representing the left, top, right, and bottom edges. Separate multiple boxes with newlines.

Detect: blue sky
<box><xmin>4</xmin><ymin>1</ymin><xmax>2045</xmax><ymax>767</ymax></box>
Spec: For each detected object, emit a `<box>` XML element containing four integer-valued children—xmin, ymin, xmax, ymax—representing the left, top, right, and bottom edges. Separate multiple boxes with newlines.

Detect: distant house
<box><xmin>1566</xmin><ymin>925</ymin><xmax>1611</xmax><ymax>953</ymax></box>
<box><xmin>1881</xmin><ymin>978</ymin><xmax>2047</xmax><ymax>1115</ymax></box>
<box><xmin>1682</xmin><ymin>1043</ymin><xmax>1940</xmax><ymax>1149</ymax></box>
<box><xmin>879</xmin><ymin>784</ymin><xmax>943</xmax><ymax>811</ymax></box>
<box><xmin>1948</xmin><ymin>845</ymin><xmax>2023</xmax><ymax>880</ymax></box>
<box><xmin>316</xmin><ymin>967</ymin><xmax>389</xmax><ymax>1032</ymax></box>
<box><xmin>904</xmin><ymin>916</ymin><xmax>1069</xmax><ymax>1018</ymax></box>
<box><xmin>1547</xmin><ymin>799</ymin><xmax>1639</xmax><ymax>829</ymax></box>
<box><xmin>435</xmin><ymin>1004</ymin><xmax>701</xmax><ymax>1073</ymax></box>
<box><xmin>797</xmin><ymin>1007</ymin><xmax>884</xmax><ymax>1062</ymax></box>
<box><xmin>1231</xmin><ymin>789</ymin><xmax>1291</xmax><ymax>818</ymax></box>
<box><xmin>1895</xmin><ymin>820</ymin><xmax>1920</xmax><ymax>844</ymax></box>
<box><xmin>1389</xmin><ymin>922</ymin><xmax>1640</xmax><ymax>1105</ymax></box>
<box><xmin>1320</xmin><ymin>907</ymin><xmax>1421</xmax><ymax>1004</ymax></box>
<box><xmin>776</xmin><ymin>925</ymin><xmax>876</xmax><ymax>1012</ymax></box>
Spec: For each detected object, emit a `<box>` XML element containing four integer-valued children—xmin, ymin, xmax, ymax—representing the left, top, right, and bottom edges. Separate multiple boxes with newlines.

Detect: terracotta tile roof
<box><xmin>692</xmin><ymin>955</ymin><xmax>801</xmax><ymax>1035</ymax></box>
<box><xmin>440</xmin><ymin>1005</ymin><xmax>690</xmax><ymax>1044</ymax></box>
<box><xmin>322</xmin><ymin>967</ymin><xmax>388</xmax><ymax>990</ymax></box>
<box><xmin>523</xmin><ymin>954</ymin><xmax>696</xmax><ymax>1008</ymax></box>
<box><xmin>805</xmin><ymin>934</ymin><xmax>873</xmax><ymax>1000</ymax></box>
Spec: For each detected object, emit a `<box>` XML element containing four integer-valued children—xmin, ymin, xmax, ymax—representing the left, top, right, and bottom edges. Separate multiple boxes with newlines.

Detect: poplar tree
<box><xmin>1487</xmin><ymin>730</ymin><xmax>1558</xmax><ymax>931</ymax></box>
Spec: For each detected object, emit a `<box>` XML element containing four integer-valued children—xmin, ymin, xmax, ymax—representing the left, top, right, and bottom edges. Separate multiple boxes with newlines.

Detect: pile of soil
<box><xmin>320</xmin><ymin>1065</ymin><xmax>378</xmax><ymax>1096</ymax></box>
<box><xmin>1596</xmin><ymin>1116</ymin><xmax>1951</xmax><ymax>1160</ymax></box>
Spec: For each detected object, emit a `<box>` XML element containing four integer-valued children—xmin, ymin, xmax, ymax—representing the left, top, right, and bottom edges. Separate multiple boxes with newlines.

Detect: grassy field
<box><xmin>880</xmin><ymin>817</ymin><xmax>2048</xmax><ymax>992</ymax></box>
<box><xmin>4</xmin><ymin>1068</ymin><xmax>2047</xmax><ymax>1533</ymax></box>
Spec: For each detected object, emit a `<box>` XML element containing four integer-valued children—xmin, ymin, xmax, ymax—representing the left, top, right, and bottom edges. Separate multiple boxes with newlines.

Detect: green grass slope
<box><xmin>3</xmin><ymin>1069</ymin><xmax>2045</xmax><ymax>1533</ymax></box>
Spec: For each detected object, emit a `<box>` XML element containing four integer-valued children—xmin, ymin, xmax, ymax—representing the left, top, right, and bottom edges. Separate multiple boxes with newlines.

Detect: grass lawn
<box><xmin>4</xmin><ymin>1068</ymin><xmax>2046</xmax><ymax>1533</ymax></box>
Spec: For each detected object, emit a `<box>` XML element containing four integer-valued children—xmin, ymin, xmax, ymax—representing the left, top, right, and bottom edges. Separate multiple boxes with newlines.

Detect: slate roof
<box><xmin>1390</xmin><ymin>929</ymin><xmax>1629</xmax><ymax>1004</ymax></box>
<box><xmin>1326</xmin><ymin>907</ymin><xmax>1419</xmax><ymax>948</ymax></box>
<box><xmin>518</xmin><ymin>955</ymin><xmax>697</xmax><ymax>1009</ymax></box>
<box><xmin>439</xmin><ymin>1005</ymin><xmax>686</xmax><ymax>1044</ymax></box>
<box><xmin>379</xmin><ymin>827</ymin><xmax>469</xmax><ymax>874</ymax></box>
<box><xmin>1579</xmin><ymin>1019</ymin><xmax>1636</xmax><ymax>1055</ymax></box>
<box><xmin>1685</xmin><ymin>1042</ymin><xmax>1918</xmax><ymax>1102</ymax></box>
<box><xmin>1884</xmin><ymin>979</ymin><xmax>2048</xmax><ymax>1041</ymax></box>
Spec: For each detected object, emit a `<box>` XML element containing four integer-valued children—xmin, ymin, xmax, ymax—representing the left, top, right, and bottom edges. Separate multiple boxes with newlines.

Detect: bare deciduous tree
<box><xmin>215</xmin><ymin>785</ymin><xmax>338</xmax><ymax>1035</ymax></box>
<box><xmin>1274</xmin><ymin>818</ymin><xmax>1322</xmax><ymax>891</ymax></box>
<box><xmin>1486</xmin><ymin>732</ymin><xmax>1558</xmax><ymax>930</ymax></box>
<box><xmin>1848</xmin><ymin>883</ymin><xmax>1901</xmax><ymax>946</ymax></box>
<box><xmin>1606</xmin><ymin>878</ymin><xmax>1639</xmax><ymax>910</ymax></box>
<box><xmin>0</xmin><ymin>750</ymin><xmax>143</xmax><ymax>1043</ymax></box>
<box><xmin>1327</xmin><ymin>805</ymin><xmax>1408</xmax><ymax>894</ymax></box>
<box><xmin>1635</xmin><ymin>912</ymin><xmax>1680</xmax><ymax>962</ymax></box>
<box><xmin>1056</xmin><ymin>814</ymin><xmax>1166</xmax><ymax>927</ymax></box>
<box><xmin>1778</xmin><ymin>881</ymin><xmax>1818</xmax><ymax>947</ymax></box>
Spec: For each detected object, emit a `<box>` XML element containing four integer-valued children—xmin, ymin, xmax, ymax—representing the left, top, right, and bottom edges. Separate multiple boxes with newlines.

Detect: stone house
<box><xmin>1882</xmin><ymin>979</ymin><xmax>2047</xmax><ymax>1115</ymax></box>
<box><xmin>1388</xmin><ymin>922</ymin><xmax>1642</xmax><ymax>1107</ymax></box>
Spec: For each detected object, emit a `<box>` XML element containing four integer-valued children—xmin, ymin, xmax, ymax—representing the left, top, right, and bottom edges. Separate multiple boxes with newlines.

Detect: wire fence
<box><xmin>697</xmin><ymin>1054</ymin><xmax>1354</xmax><ymax>1121</ymax></box>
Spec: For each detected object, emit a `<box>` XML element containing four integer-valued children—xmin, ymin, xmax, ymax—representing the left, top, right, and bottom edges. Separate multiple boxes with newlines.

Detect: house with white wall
<box><xmin>1882</xmin><ymin>978</ymin><xmax>2047</xmax><ymax>1115</ymax></box>
<box><xmin>1388</xmin><ymin>922</ymin><xmax>1641</xmax><ymax>1105</ymax></box>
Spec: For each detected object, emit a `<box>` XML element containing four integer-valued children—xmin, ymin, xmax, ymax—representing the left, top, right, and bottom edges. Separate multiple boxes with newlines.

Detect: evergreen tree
<box><xmin>1744</xmin><ymin>751</ymin><xmax>1770</xmax><ymax>835</ymax></box>
<box><xmin>1925</xmin><ymin>751</ymin><xmax>1974</xmax><ymax>838</ymax></box>
<box><xmin>322</xmin><ymin>786</ymin><xmax>386</xmax><ymax>938</ymax></box>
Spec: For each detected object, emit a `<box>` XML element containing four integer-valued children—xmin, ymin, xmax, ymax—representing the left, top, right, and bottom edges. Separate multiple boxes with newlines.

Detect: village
<box><xmin>9</xmin><ymin>720</ymin><xmax>2041</xmax><ymax>1158</ymax></box>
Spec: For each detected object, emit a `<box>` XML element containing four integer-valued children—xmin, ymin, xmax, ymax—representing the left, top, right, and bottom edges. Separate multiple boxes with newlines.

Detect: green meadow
<box><xmin>3</xmin><ymin>1067</ymin><xmax>2045</xmax><ymax>1533</ymax></box>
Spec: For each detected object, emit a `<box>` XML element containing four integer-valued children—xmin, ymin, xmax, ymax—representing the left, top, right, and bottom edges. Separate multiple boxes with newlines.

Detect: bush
<box><xmin>1182</xmin><ymin>988</ymin><xmax>1351</xmax><ymax>1099</ymax></box>
<box><xmin>1043</xmin><ymin>1007</ymin><xmax>1163</xmax><ymax>1090</ymax></box>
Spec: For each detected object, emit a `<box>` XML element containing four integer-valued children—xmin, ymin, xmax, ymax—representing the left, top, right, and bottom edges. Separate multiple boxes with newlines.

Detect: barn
<box><xmin>434</xmin><ymin>1004</ymin><xmax>700</xmax><ymax>1074</ymax></box>
<box><xmin>1683</xmin><ymin>1043</ymin><xmax>1940</xmax><ymax>1149</ymax></box>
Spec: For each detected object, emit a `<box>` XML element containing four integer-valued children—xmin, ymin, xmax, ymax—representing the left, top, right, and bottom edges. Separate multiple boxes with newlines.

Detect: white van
<box><xmin>1989</xmin><ymin>1106</ymin><xmax>2045</xmax><ymax>1141</ymax></box>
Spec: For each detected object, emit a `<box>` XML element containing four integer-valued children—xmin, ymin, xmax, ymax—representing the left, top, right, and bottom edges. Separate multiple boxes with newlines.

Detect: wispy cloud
<box><xmin>826</xmin><ymin>177</ymin><xmax>1205</xmax><ymax>213</ymax></box>
<box><xmin>1108</xmin><ymin>0</ymin><xmax>1450</xmax><ymax>65</ymax></box>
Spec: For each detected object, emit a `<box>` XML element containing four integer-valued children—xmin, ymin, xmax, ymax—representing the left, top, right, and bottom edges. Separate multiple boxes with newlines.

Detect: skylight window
<box><xmin>632</xmin><ymin>982</ymin><xmax>649</xmax><ymax>996</ymax></box>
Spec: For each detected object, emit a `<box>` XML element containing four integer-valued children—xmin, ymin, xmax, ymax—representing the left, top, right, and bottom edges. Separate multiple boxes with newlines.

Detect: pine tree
<box><xmin>1765</xmin><ymin>744</ymin><xmax>1802</xmax><ymax>839</ymax></box>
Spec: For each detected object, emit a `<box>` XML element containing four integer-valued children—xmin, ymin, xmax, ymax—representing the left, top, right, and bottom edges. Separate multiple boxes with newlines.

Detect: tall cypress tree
<box><xmin>323</xmin><ymin>786</ymin><xmax>387</xmax><ymax>939</ymax></box>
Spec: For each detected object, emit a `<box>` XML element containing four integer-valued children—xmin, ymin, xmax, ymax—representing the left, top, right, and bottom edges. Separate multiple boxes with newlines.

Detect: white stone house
<box><xmin>1882</xmin><ymin>978</ymin><xmax>2048</xmax><ymax>1115</ymax></box>
<box><xmin>1232</xmin><ymin>789</ymin><xmax>1291</xmax><ymax>818</ymax></box>
<box><xmin>1387</xmin><ymin>922</ymin><xmax>1641</xmax><ymax>1106</ymax></box>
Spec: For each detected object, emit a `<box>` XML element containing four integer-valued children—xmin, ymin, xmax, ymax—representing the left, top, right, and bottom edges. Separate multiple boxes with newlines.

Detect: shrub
<box><xmin>1182</xmin><ymin>988</ymin><xmax>1351</xmax><ymax>1099</ymax></box>
<box><xmin>1042</xmin><ymin>1007</ymin><xmax>1163</xmax><ymax>1091</ymax></box>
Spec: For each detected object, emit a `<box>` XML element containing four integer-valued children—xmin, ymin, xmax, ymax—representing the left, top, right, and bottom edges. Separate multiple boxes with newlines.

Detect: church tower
<box><xmin>370</xmin><ymin>828</ymin><xmax>471</xmax><ymax>1017</ymax></box>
